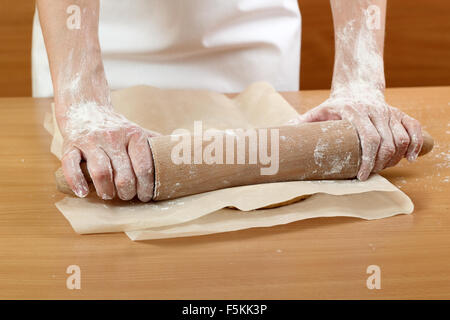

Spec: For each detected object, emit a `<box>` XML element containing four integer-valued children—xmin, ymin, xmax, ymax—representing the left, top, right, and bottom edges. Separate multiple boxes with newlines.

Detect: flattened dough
<box><xmin>228</xmin><ymin>194</ymin><xmax>311</xmax><ymax>210</ymax></box>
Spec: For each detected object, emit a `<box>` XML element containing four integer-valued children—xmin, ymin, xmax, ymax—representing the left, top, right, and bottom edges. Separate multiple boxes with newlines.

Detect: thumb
<box><xmin>301</xmin><ymin>105</ymin><xmax>341</xmax><ymax>123</ymax></box>
<box><xmin>285</xmin><ymin>107</ymin><xmax>333</xmax><ymax>126</ymax></box>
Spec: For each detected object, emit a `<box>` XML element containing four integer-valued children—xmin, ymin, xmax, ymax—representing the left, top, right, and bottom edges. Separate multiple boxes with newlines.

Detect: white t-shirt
<box><xmin>32</xmin><ymin>0</ymin><xmax>301</xmax><ymax>97</ymax></box>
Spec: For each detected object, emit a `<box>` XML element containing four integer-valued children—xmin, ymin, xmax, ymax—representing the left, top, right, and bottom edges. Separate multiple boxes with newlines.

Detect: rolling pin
<box><xmin>55</xmin><ymin>120</ymin><xmax>434</xmax><ymax>201</ymax></box>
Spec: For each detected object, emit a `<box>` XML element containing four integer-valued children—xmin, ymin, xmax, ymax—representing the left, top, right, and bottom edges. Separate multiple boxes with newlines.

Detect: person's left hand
<box><xmin>289</xmin><ymin>94</ymin><xmax>423</xmax><ymax>181</ymax></box>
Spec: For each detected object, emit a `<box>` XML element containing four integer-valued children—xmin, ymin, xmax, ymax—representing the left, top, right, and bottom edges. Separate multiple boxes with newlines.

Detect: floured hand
<box><xmin>36</xmin><ymin>0</ymin><xmax>161</xmax><ymax>201</ymax></box>
<box><xmin>297</xmin><ymin>93</ymin><xmax>423</xmax><ymax>181</ymax></box>
<box><xmin>58</xmin><ymin>102</ymin><xmax>159</xmax><ymax>202</ymax></box>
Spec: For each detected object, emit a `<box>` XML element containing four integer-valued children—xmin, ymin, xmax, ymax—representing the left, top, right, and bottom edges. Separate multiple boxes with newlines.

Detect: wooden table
<box><xmin>0</xmin><ymin>87</ymin><xmax>449</xmax><ymax>299</ymax></box>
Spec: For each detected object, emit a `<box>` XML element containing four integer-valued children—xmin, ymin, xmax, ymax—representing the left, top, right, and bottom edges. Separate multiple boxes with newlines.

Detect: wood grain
<box><xmin>0</xmin><ymin>0</ymin><xmax>35</xmax><ymax>97</ymax></box>
<box><xmin>0</xmin><ymin>87</ymin><xmax>448</xmax><ymax>299</ymax></box>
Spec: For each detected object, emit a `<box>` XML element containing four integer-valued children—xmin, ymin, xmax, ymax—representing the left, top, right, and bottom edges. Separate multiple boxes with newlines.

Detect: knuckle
<box><xmin>366</xmin><ymin>134</ymin><xmax>381</xmax><ymax>147</ymax></box>
<box><xmin>133</xmin><ymin>132</ymin><xmax>147</xmax><ymax>144</ymax></box>
<box><xmin>410</xmin><ymin>133</ymin><xmax>421</xmax><ymax>145</ymax></box>
<box><xmin>135</xmin><ymin>165</ymin><xmax>152</xmax><ymax>178</ymax></box>
<box><xmin>342</xmin><ymin>105</ymin><xmax>352</xmax><ymax>112</ymax></box>
<box><xmin>390</xmin><ymin>106</ymin><xmax>400</xmax><ymax>114</ymax></box>
<box><xmin>115</xmin><ymin>177</ymin><xmax>129</xmax><ymax>189</ymax></box>
<box><xmin>378</xmin><ymin>108</ymin><xmax>390</xmax><ymax>119</ymax></box>
<box><xmin>115</xmin><ymin>175</ymin><xmax>135</xmax><ymax>189</ymax></box>
<box><xmin>129</xmin><ymin>126</ymin><xmax>143</xmax><ymax>136</ymax></box>
<box><xmin>342</xmin><ymin>105</ymin><xmax>358</xmax><ymax>115</ymax></box>
<box><xmin>380</xmin><ymin>143</ymin><xmax>395</xmax><ymax>158</ymax></box>
<box><xmin>398</xmin><ymin>134</ymin><xmax>410</xmax><ymax>148</ymax></box>
<box><xmin>90</xmin><ymin>167</ymin><xmax>110</xmax><ymax>181</ymax></box>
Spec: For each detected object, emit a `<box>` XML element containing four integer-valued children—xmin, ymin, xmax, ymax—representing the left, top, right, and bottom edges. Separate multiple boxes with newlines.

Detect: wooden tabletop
<box><xmin>0</xmin><ymin>86</ymin><xmax>449</xmax><ymax>299</ymax></box>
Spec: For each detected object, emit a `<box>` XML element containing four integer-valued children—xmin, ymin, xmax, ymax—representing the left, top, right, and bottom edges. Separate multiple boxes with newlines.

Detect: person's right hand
<box><xmin>58</xmin><ymin>102</ymin><xmax>159</xmax><ymax>202</ymax></box>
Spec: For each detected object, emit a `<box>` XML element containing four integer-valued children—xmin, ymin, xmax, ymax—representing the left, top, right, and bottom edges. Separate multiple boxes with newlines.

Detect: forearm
<box><xmin>37</xmin><ymin>0</ymin><xmax>110</xmax><ymax>128</ymax></box>
<box><xmin>330</xmin><ymin>0</ymin><xmax>387</xmax><ymax>99</ymax></box>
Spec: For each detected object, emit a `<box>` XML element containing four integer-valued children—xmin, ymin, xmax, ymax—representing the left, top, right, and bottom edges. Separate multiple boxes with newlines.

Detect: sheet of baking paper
<box><xmin>126</xmin><ymin>188</ymin><xmax>413</xmax><ymax>240</ymax></box>
<box><xmin>45</xmin><ymin>82</ymin><xmax>414</xmax><ymax>239</ymax></box>
<box><xmin>55</xmin><ymin>174</ymin><xmax>412</xmax><ymax>234</ymax></box>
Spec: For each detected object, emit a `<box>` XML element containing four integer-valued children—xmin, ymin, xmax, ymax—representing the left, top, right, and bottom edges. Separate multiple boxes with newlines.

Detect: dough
<box><xmin>256</xmin><ymin>194</ymin><xmax>312</xmax><ymax>209</ymax></box>
<box><xmin>228</xmin><ymin>194</ymin><xmax>311</xmax><ymax>210</ymax></box>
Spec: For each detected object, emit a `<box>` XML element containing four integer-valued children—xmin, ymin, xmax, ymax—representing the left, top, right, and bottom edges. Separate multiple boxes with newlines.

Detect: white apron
<box><xmin>32</xmin><ymin>0</ymin><xmax>301</xmax><ymax>97</ymax></box>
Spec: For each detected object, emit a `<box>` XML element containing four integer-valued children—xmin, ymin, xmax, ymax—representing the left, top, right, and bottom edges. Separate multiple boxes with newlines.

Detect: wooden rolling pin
<box><xmin>55</xmin><ymin>120</ymin><xmax>434</xmax><ymax>201</ymax></box>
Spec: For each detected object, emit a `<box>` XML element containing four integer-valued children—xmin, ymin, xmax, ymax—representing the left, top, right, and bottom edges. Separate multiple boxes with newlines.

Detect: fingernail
<box><xmin>100</xmin><ymin>193</ymin><xmax>113</xmax><ymax>200</ymax></box>
<box><xmin>407</xmin><ymin>153</ymin><xmax>418</xmax><ymax>162</ymax></box>
<box><xmin>138</xmin><ymin>195</ymin><xmax>152</xmax><ymax>203</ymax></box>
<box><xmin>358</xmin><ymin>170</ymin><xmax>371</xmax><ymax>181</ymax></box>
<box><xmin>74</xmin><ymin>187</ymin><xmax>88</xmax><ymax>198</ymax></box>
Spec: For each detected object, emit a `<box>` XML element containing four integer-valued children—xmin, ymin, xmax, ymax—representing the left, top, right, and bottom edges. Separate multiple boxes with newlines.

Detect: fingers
<box><xmin>402</xmin><ymin>115</ymin><xmax>424</xmax><ymax>162</ymax></box>
<box><xmin>84</xmin><ymin>148</ymin><xmax>115</xmax><ymax>200</ymax></box>
<box><xmin>385</xmin><ymin>116</ymin><xmax>410</xmax><ymax>168</ymax></box>
<box><xmin>352</xmin><ymin>115</ymin><xmax>381</xmax><ymax>181</ymax></box>
<box><xmin>61</xmin><ymin>147</ymin><xmax>89</xmax><ymax>198</ymax></box>
<box><xmin>128</xmin><ymin>133</ymin><xmax>154</xmax><ymax>202</ymax></box>
<box><xmin>106</xmin><ymin>148</ymin><xmax>137</xmax><ymax>201</ymax></box>
<box><xmin>370</xmin><ymin>113</ymin><xmax>395</xmax><ymax>173</ymax></box>
<box><xmin>301</xmin><ymin>99</ymin><xmax>423</xmax><ymax>178</ymax></box>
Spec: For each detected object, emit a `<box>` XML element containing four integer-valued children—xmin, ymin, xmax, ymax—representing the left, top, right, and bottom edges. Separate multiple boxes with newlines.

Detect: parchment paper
<box><xmin>45</xmin><ymin>82</ymin><xmax>413</xmax><ymax>240</ymax></box>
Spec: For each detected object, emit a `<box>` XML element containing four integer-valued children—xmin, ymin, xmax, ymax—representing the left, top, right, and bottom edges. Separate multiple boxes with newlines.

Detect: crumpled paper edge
<box><xmin>125</xmin><ymin>189</ymin><xmax>413</xmax><ymax>240</ymax></box>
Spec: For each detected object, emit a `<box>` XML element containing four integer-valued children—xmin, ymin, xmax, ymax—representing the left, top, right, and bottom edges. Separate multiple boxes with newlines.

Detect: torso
<box><xmin>32</xmin><ymin>0</ymin><xmax>301</xmax><ymax>97</ymax></box>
